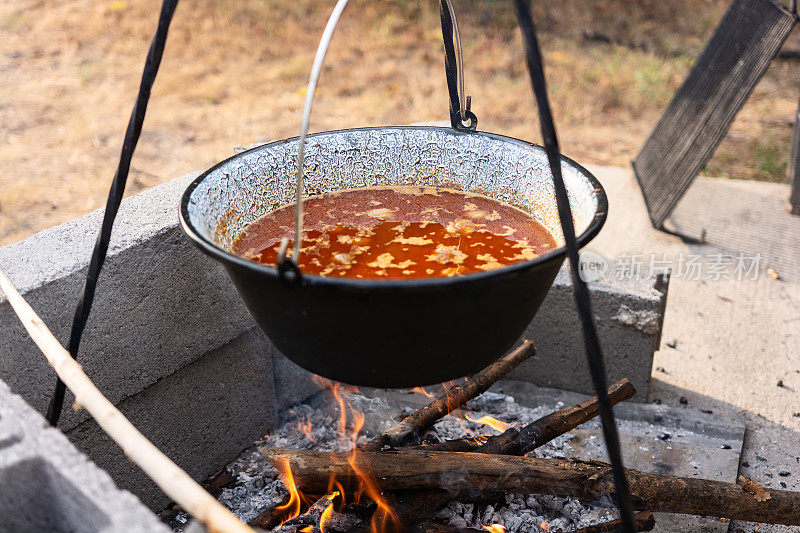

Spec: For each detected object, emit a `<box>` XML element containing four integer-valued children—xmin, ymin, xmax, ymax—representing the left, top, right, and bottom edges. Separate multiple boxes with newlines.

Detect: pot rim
<box><xmin>179</xmin><ymin>126</ymin><xmax>608</xmax><ymax>289</ymax></box>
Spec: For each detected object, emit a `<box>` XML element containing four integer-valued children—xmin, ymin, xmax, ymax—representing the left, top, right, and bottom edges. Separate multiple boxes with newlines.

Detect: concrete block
<box><xmin>66</xmin><ymin>328</ymin><xmax>277</xmax><ymax>509</ymax></box>
<box><xmin>508</xmin><ymin>268</ymin><xmax>666</xmax><ymax>398</ymax></box>
<box><xmin>0</xmin><ymin>172</ymin><xmax>259</xmax><ymax>430</ymax></box>
<box><xmin>0</xmin><ymin>379</ymin><xmax>168</xmax><ymax>533</ymax></box>
<box><xmin>272</xmin><ymin>350</ymin><xmax>326</xmax><ymax>416</ymax></box>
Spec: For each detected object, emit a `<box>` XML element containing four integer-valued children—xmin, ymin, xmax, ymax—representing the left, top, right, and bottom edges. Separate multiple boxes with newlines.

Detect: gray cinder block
<box><xmin>272</xmin><ymin>350</ymin><xmax>327</xmax><ymax>415</ymax></box>
<box><xmin>66</xmin><ymin>328</ymin><xmax>277</xmax><ymax>509</ymax></box>
<box><xmin>0</xmin><ymin>172</ymin><xmax>259</xmax><ymax>431</ymax></box>
<box><xmin>508</xmin><ymin>268</ymin><xmax>667</xmax><ymax>398</ymax></box>
<box><xmin>0</xmin><ymin>379</ymin><xmax>169</xmax><ymax>532</ymax></box>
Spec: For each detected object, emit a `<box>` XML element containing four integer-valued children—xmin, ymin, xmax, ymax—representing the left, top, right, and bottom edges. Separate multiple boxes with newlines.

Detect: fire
<box><xmin>408</xmin><ymin>386</ymin><xmax>435</xmax><ymax>398</ymax></box>
<box><xmin>318</xmin><ymin>491</ymin><xmax>338</xmax><ymax>532</ymax></box>
<box><xmin>439</xmin><ymin>381</ymin><xmax>483</xmax><ymax>441</ymax></box>
<box><xmin>465</xmin><ymin>414</ymin><xmax>511</xmax><ymax>433</ymax></box>
<box><xmin>442</xmin><ymin>380</ymin><xmax>459</xmax><ymax>412</ymax></box>
<box><xmin>471</xmin><ymin>434</ymin><xmax>489</xmax><ymax>445</ymax></box>
<box><xmin>295</xmin><ymin>415</ymin><xmax>317</xmax><ymax>444</ymax></box>
<box><xmin>272</xmin><ymin>456</ymin><xmax>304</xmax><ymax>523</ymax></box>
<box><xmin>309</xmin><ymin>376</ymin><xmax>400</xmax><ymax>532</ymax></box>
<box><xmin>348</xmin><ymin>450</ymin><xmax>401</xmax><ymax>532</ymax></box>
<box><xmin>327</xmin><ymin>475</ymin><xmax>346</xmax><ymax>505</ymax></box>
<box><xmin>313</xmin><ymin>375</ymin><xmax>360</xmax><ymax>436</ymax></box>
<box><xmin>540</xmin><ymin>520</ymin><xmax>552</xmax><ymax>531</ymax></box>
<box><xmin>483</xmin><ymin>525</ymin><xmax>507</xmax><ymax>532</ymax></box>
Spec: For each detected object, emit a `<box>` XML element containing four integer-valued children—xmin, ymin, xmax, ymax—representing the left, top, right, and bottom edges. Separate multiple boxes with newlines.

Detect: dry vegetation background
<box><xmin>2</xmin><ymin>0</ymin><xmax>799</xmax><ymax>245</ymax></box>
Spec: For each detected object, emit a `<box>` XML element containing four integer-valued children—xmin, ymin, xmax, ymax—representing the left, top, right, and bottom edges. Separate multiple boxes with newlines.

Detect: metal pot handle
<box><xmin>278</xmin><ymin>0</ymin><xmax>473</xmax><ymax>276</ymax></box>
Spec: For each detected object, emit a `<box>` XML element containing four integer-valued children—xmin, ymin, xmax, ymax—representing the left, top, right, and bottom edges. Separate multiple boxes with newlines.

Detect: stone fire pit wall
<box><xmin>0</xmin><ymin>171</ymin><xmax>667</xmax><ymax>512</ymax></box>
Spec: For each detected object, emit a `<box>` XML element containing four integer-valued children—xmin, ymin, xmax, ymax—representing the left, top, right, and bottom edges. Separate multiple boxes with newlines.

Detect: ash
<box><xmin>165</xmin><ymin>391</ymin><xmax>620</xmax><ymax>532</ymax></box>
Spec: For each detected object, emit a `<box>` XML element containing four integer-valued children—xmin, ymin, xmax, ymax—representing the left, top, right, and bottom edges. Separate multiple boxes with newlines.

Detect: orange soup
<box><xmin>231</xmin><ymin>186</ymin><xmax>557</xmax><ymax>279</ymax></box>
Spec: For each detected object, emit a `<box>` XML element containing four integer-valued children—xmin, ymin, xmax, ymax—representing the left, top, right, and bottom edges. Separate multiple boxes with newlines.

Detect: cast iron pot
<box><xmin>180</xmin><ymin>126</ymin><xmax>607</xmax><ymax>387</ymax></box>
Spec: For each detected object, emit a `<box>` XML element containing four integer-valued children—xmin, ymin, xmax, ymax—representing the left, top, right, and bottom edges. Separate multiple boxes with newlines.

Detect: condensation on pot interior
<box><xmin>185</xmin><ymin>127</ymin><xmax>601</xmax><ymax>253</ymax></box>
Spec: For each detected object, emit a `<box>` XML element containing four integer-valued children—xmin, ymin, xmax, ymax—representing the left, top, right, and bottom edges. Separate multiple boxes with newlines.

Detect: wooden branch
<box><xmin>0</xmin><ymin>270</ymin><xmax>255</xmax><ymax>533</ymax></box>
<box><xmin>412</xmin><ymin>378</ymin><xmax>636</xmax><ymax>455</ymax></box>
<box><xmin>361</xmin><ymin>339</ymin><xmax>536</xmax><ymax>452</ymax></box>
<box><xmin>408</xmin><ymin>439</ymin><xmax>480</xmax><ymax>452</ymax></box>
<box><xmin>259</xmin><ymin>448</ymin><xmax>800</xmax><ymax>526</ymax></box>
<box><xmin>249</xmin><ymin>495</ymin><xmax>291</xmax><ymax>529</ymax></box>
<box><xmin>392</xmin><ymin>379</ymin><xmax>636</xmax><ymax>523</ymax></box>
<box><xmin>574</xmin><ymin>510</ymin><xmax>655</xmax><ymax>532</ymax></box>
<box><xmin>272</xmin><ymin>492</ymin><xmax>338</xmax><ymax>532</ymax></box>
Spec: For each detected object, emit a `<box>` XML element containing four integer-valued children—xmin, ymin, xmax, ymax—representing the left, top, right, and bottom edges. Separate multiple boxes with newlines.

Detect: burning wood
<box><xmin>260</xmin><ymin>448</ymin><xmax>800</xmax><ymax>527</ymax></box>
<box><xmin>383</xmin><ymin>380</ymin><xmax>636</xmax><ymax>525</ymax></box>
<box><xmin>361</xmin><ymin>340</ymin><xmax>536</xmax><ymax>452</ymax></box>
<box><xmin>464</xmin><ymin>414</ymin><xmax>511</xmax><ymax>433</ymax></box>
<box><xmin>259</xmin><ymin>341</ymin><xmax>534</xmax><ymax>531</ymax></box>
<box><xmin>411</xmin><ymin>379</ymin><xmax>636</xmax><ymax>455</ymax></box>
<box><xmin>249</xmin><ymin>348</ymin><xmax>638</xmax><ymax>532</ymax></box>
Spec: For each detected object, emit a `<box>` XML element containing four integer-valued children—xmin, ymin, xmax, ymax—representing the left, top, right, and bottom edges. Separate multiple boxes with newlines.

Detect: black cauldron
<box><xmin>180</xmin><ymin>126</ymin><xmax>607</xmax><ymax>387</ymax></box>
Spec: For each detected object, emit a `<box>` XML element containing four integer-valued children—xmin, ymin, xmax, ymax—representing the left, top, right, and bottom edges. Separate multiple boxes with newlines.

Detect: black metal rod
<box><xmin>512</xmin><ymin>1</ymin><xmax>636</xmax><ymax>531</ymax></box>
<box><xmin>439</xmin><ymin>0</ymin><xmax>477</xmax><ymax>131</ymax></box>
<box><xmin>46</xmin><ymin>0</ymin><xmax>180</xmax><ymax>426</ymax></box>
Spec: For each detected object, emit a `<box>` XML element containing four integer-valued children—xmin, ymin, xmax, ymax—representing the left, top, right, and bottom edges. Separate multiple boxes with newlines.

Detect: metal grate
<box><xmin>633</xmin><ymin>0</ymin><xmax>796</xmax><ymax>228</ymax></box>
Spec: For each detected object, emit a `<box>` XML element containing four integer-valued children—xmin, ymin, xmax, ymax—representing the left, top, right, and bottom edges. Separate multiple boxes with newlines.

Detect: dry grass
<box><xmin>1</xmin><ymin>0</ymin><xmax>798</xmax><ymax>245</ymax></box>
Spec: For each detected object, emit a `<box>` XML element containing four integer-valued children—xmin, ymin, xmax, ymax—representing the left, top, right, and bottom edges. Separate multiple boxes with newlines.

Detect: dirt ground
<box><xmin>2</xmin><ymin>0</ymin><xmax>800</xmax><ymax>246</ymax></box>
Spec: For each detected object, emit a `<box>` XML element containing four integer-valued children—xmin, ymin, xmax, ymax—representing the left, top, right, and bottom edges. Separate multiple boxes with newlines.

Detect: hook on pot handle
<box><xmin>441</xmin><ymin>0</ymin><xmax>477</xmax><ymax>132</ymax></box>
<box><xmin>278</xmin><ymin>0</ymin><xmax>473</xmax><ymax>274</ymax></box>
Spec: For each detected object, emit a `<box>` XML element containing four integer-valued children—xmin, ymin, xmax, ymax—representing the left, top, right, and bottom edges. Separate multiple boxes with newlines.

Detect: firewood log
<box><xmin>259</xmin><ymin>448</ymin><xmax>800</xmax><ymax>527</ymax></box>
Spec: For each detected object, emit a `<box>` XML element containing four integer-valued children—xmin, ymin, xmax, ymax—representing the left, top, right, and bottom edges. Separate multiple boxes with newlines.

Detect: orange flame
<box><xmin>348</xmin><ymin>449</ymin><xmax>401</xmax><ymax>532</ymax></box>
<box><xmin>318</xmin><ymin>491</ymin><xmax>338</xmax><ymax>532</ymax></box>
<box><xmin>408</xmin><ymin>386</ymin><xmax>435</xmax><ymax>398</ymax></box>
<box><xmin>483</xmin><ymin>525</ymin><xmax>507</xmax><ymax>532</ymax></box>
<box><xmin>442</xmin><ymin>381</ymin><xmax>458</xmax><ymax>412</ymax></box>
<box><xmin>299</xmin><ymin>527</ymin><xmax>312</xmax><ymax>533</ymax></box>
<box><xmin>540</xmin><ymin>521</ymin><xmax>552</xmax><ymax>531</ymax></box>
<box><xmin>309</xmin><ymin>376</ymin><xmax>400</xmax><ymax>532</ymax></box>
<box><xmin>295</xmin><ymin>415</ymin><xmax>317</xmax><ymax>444</ymax></box>
<box><xmin>314</xmin><ymin>375</ymin><xmax>360</xmax><ymax>436</ymax></box>
<box><xmin>327</xmin><ymin>475</ymin><xmax>346</xmax><ymax>509</ymax></box>
<box><xmin>471</xmin><ymin>434</ymin><xmax>489</xmax><ymax>445</ymax></box>
<box><xmin>273</xmin><ymin>457</ymin><xmax>304</xmax><ymax>524</ymax></box>
<box><xmin>465</xmin><ymin>414</ymin><xmax>511</xmax><ymax>433</ymax></box>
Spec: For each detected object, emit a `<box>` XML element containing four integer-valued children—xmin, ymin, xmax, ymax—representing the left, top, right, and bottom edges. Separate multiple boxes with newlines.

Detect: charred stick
<box><xmin>248</xmin><ymin>495</ymin><xmax>291</xmax><ymax>529</ymax></box>
<box><xmin>407</xmin><ymin>523</ymin><xmax>485</xmax><ymax>533</ymax></box>
<box><xmin>393</xmin><ymin>379</ymin><xmax>636</xmax><ymax>522</ymax></box>
<box><xmin>408</xmin><ymin>439</ymin><xmax>480</xmax><ymax>452</ymax></box>
<box><xmin>411</xmin><ymin>378</ymin><xmax>636</xmax><ymax>455</ymax></box>
<box><xmin>574</xmin><ymin>511</ymin><xmax>655</xmax><ymax>532</ymax></box>
<box><xmin>361</xmin><ymin>339</ymin><xmax>536</xmax><ymax>452</ymax></box>
<box><xmin>486</xmin><ymin>378</ymin><xmax>634</xmax><ymax>455</ymax></box>
<box><xmin>259</xmin><ymin>448</ymin><xmax>800</xmax><ymax>527</ymax></box>
<box><xmin>345</xmin><ymin>518</ymin><xmax>488</xmax><ymax>532</ymax></box>
<box><xmin>269</xmin><ymin>492</ymin><xmax>338</xmax><ymax>532</ymax></box>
